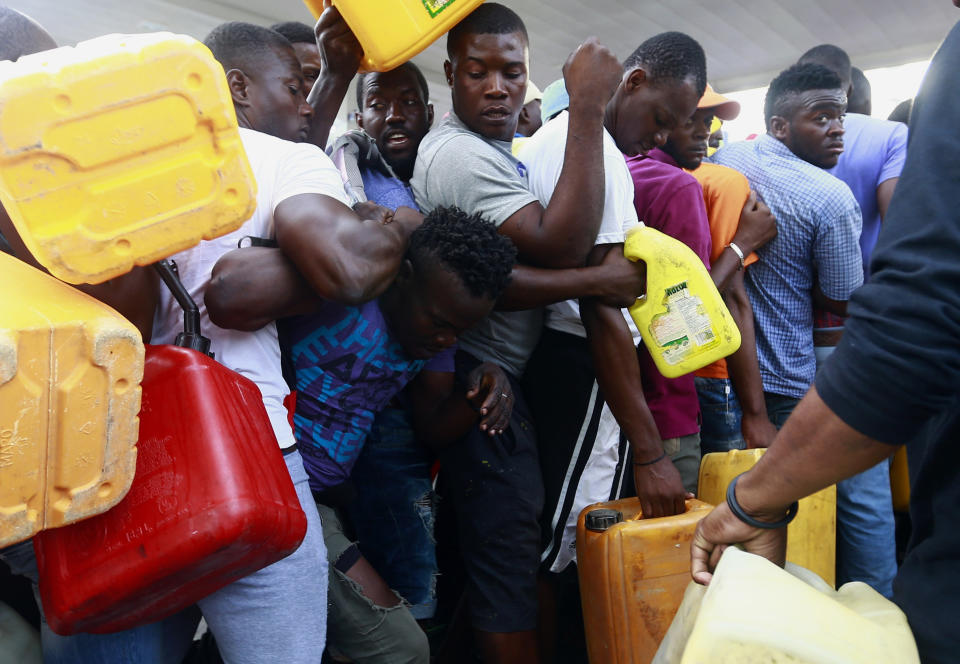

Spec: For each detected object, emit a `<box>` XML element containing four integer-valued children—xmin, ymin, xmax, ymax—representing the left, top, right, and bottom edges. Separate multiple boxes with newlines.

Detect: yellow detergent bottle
<box><xmin>0</xmin><ymin>253</ymin><xmax>143</xmax><ymax>548</ymax></box>
<box><xmin>624</xmin><ymin>224</ymin><xmax>740</xmax><ymax>378</ymax></box>
<box><xmin>698</xmin><ymin>449</ymin><xmax>837</xmax><ymax>587</ymax></box>
<box><xmin>304</xmin><ymin>0</ymin><xmax>485</xmax><ymax>72</ymax></box>
<box><xmin>0</xmin><ymin>32</ymin><xmax>256</xmax><ymax>285</ymax></box>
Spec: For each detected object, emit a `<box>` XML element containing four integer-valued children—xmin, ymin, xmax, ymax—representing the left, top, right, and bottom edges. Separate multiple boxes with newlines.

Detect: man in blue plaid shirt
<box><xmin>711</xmin><ymin>63</ymin><xmax>862</xmax><ymax>423</ymax></box>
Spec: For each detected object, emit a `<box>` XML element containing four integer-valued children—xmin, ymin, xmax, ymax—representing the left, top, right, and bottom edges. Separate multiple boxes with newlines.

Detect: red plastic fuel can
<box><xmin>33</xmin><ymin>344</ymin><xmax>307</xmax><ymax>635</ymax></box>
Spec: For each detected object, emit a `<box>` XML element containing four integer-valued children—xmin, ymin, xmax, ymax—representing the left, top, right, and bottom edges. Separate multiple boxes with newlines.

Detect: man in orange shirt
<box><xmin>660</xmin><ymin>86</ymin><xmax>779</xmax><ymax>453</ymax></box>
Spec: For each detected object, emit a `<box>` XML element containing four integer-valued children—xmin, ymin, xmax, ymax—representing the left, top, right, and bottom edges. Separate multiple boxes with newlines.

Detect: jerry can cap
<box><xmin>585</xmin><ymin>508</ymin><xmax>623</xmax><ymax>532</ymax></box>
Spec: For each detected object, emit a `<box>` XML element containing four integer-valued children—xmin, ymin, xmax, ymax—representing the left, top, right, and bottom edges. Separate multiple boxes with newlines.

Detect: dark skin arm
<box><xmin>407</xmin><ymin>365</ymin><xmax>513</xmax><ymax>453</ymax></box>
<box><xmin>691</xmin><ymin>386</ymin><xmax>895</xmax><ymax>583</ymax></box>
<box><xmin>497</xmin><ymin>248</ymin><xmax>646</xmax><ymax>311</ymax></box>
<box><xmin>580</xmin><ymin>244</ymin><xmax>687</xmax><ymax>518</ymax></box>
<box><xmin>711</xmin><ymin>191</ymin><xmax>778</xmax><ymax>294</ymax></box>
<box><xmin>495</xmin><ymin>40</ymin><xmax>623</xmax><ymax>269</ymax></box>
<box><xmin>813</xmin><ymin>285</ymin><xmax>848</xmax><ymax>317</ymax></box>
<box><xmin>877</xmin><ymin>177</ymin><xmax>898</xmax><ymax>222</ymax></box>
<box><xmin>207</xmin><ymin>200</ymin><xmax>399</xmax><ymax>330</ymax></box>
<box><xmin>304</xmin><ymin>5</ymin><xmax>362</xmax><ymax>150</ymax></box>
<box><xmin>0</xmin><ymin>209</ymin><xmax>159</xmax><ymax>340</ymax></box>
<box><xmin>722</xmin><ymin>270</ymin><xmax>777</xmax><ymax>448</ymax></box>
<box><xmin>276</xmin><ymin>195</ymin><xmax>421</xmax><ymax>303</ymax></box>
<box><xmin>206</xmin><ymin>247</ymin><xmax>320</xmax><ymax>331</ymax></box>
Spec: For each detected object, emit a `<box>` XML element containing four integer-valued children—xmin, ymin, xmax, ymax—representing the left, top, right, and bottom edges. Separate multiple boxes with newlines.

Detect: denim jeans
<box><xmin>348</xmin><ymin>407</ymin><xmax>438</xmax><ymax>620</ymax></box>
<box><xmin>763</xmin><ymin>392</ymin><xmax>801</xmax><ymax>429</ymax></box>
<box><xmin>695</xmin><ymin>377</ymin><xmax>746</xmax><ymax>455</ymax></box>
<box><xmin>816</xmin><ymin>344</ymin><xmax>897</xmax><ymax>597</ymax></box>
<box><xmin>0</xmin><ymin>540</ymin><xmax>198</xmax><ymax>664</ymax></box>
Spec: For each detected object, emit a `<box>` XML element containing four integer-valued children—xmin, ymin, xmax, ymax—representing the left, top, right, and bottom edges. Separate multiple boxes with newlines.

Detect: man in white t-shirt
<box><xmin>151</xmin><ymin>23</ymin><xmax>422</xmax><ymax>664</ymax></box>
<box><xmin>518</xmin><ymin>31</ymin><xmax>707</xmax><ymax>662</ymax></box>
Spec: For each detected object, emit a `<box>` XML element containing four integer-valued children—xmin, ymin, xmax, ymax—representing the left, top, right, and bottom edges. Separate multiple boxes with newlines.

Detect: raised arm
<box><xmin>496</xmin><ymin>40</ymin><xmax>623</xmax><ymax>269</ymax></box>
<box><xmin>304</xmin><ymin>6</ymin><xmax>362</xmax><ymax>150</ymax></box>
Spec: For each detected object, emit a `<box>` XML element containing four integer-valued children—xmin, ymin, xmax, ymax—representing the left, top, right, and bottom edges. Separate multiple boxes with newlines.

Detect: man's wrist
<box><xmin>733</xmin><ymin>471</ymin><xmax>795</xmax><ymax>523</ymax></box>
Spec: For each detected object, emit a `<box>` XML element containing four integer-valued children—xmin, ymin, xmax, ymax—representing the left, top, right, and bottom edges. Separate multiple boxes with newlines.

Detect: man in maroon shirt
<box><xmin>624</xmin><ymin>149</ymin><xmax>713</xmax><ymax>492</ymax></box>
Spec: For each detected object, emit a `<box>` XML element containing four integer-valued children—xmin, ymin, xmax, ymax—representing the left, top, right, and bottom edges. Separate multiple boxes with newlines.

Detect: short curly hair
<box><xmin>270</xmin><ymin>21</ymin><xmax>315</xmax><ymax>46</ymax></box>
<box><xmin>764</xmin><ymin>63</ymin><xmax>844</xmax><ymax>124</ymax></box>
<box><xmin>408</xmin><ymin>206</ymin><xmax>516</xmax><ymax>301</ymax></box>
<box><xmin>447</xmin><ymin>3</ymin><xmax>527</xmax><ymax>60</ymax></box>
<box><xmin>623</xmin><ymin>32</ymin><xmax>707</xmax><ymax>97</ymax></box>
<box><xmin>204</xmin><ymin>22</ymin><xmax>292</xmax><ymax>74</ymax></box>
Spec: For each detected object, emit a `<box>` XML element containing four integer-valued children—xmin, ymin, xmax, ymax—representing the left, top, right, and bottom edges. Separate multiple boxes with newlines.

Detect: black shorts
<box><xmin>439</xmin><ymin>349</ymin><xmax>544</xmax><ymax>633</ymax></box>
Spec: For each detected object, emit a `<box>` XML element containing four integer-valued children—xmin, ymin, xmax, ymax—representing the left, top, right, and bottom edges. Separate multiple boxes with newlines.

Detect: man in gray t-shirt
<box><xmin>409</xmin><ymin>4</ymin><xmax>631</xmax><ymax>662</ymax></box>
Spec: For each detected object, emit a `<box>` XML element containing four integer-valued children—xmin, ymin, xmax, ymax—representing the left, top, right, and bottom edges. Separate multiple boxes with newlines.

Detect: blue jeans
<box><xmin>763</xmin><ymin>392</ymin><xmax>801</xmax><ymax>429</ymax></box>
<box><xmin>0</xmin><ymin>540</ymin><xmax>198</xmax><ymax>664</ymax></box>
<box><xmin>348</xmin><ymin>407</ymin><xmax>438</xmax><ymax>620</ymax></box>
<box><xmin>816</xmin><ymin>344</ymin><xmax>897</xmax><ymax>597</ymax></box>
<box><xmin>695</xmin><ymin>377</ymin><xmax>746</xmax><ymax>455</ymax></box>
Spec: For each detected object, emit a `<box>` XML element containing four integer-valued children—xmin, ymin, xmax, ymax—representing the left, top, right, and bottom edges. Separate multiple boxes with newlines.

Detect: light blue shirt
<box><xmin>827</xmin><ymin>113</ymin><xmax>908</xmax><ymax>279</ymax></box>
<box><xmin>712</xmin><ymin>134</ymin><xmax>863</xmax><ymax>398</ymax></box>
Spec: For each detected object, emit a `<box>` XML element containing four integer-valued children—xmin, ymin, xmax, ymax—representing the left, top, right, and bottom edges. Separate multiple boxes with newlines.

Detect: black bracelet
<box><xmin>726</xmin><ymin>474</ymin><xmax>798</xmax><ymax>529</ymax></box>
<box><xmin>634</xmin><ymin>451</ymin><xmax>666</xmax><ymax>467</ymax></box>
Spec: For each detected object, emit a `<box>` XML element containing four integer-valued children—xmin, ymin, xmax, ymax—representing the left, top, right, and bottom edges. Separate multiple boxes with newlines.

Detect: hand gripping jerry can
<box><xmin>0</xmin><ymin>253</ymin><xmax>143</xmax><ymax>548</ymax></box>
<box><xmin>33</xmin><ymin>261</ymin><xmax>307</xmax><ymax>635</ymax></box>
<box><xmin>698</xmin><ymin>449</ymin><xmax>837</xmax><ymax>586</ymax></box>
<box><xmin>304</xmin><ymin>0</ymin><xmax>485</xmax><ymax>72</ymax></box>
<box><xmin>576</xmin><ymin>498</ymin><xmax>714</xmax><ymax>664</ymax></box>
<box><xmin>624</xmin><ymin>224</ymin><xmax>741</xmax><ymax>378</ymax></box>
<box><xmin>662</xmin><ymin>547</ymin><xmax>919</xmax><ymax>664</ymax></box>
<box><xmin>0</xmin><ymin>32</ymin><xmax>256</xmax><ymax>285</ymax></box>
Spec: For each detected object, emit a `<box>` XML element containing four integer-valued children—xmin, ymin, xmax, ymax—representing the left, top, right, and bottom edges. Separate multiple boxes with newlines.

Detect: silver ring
<box><xmin>500</xmin><ymin>392</ymin><xmax>509</xmax><ymax>399</ymax></box>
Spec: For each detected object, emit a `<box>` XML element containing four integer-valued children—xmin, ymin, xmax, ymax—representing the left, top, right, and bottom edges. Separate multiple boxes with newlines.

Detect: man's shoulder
<box><xmin>627</xmin><ymin>153</ymin><xmax>699</xmax><ymax>192</ymax></box>
<box><xmin>239</xmin><ymin>127</ymin><xmax>327</xmax><ymax>160</ymax></box>
<box><xmin>692</xmin><ymin>161</ymin><xmax>748</xmax><ymax>187</ymax></box>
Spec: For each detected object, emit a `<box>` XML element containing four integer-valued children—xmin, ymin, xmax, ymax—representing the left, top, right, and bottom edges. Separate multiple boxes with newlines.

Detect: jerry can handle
<box><xmin>153</xmin><ymin>259</ymin><xmax>212</xmax><ymax>357</ymax></box>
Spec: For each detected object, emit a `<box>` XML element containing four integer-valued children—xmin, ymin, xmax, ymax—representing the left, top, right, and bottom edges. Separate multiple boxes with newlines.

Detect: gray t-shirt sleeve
<box><xmin>415</xmin><ymin>134</ymin><xmax>538</xmax><ymax>226</ymax></box>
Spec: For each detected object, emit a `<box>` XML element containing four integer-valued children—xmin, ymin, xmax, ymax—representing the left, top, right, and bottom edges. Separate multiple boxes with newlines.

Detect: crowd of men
<box><xmin>0</xmin><ymin>2</ymin><xmax>957</xmax><ymax>663</ymax></box>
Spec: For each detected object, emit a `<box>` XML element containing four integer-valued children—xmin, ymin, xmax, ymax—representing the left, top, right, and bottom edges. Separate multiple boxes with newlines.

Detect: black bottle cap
<box><xmin>585</xmin><ymin>508</ymin><xmax>623</xmax><ymax>532</ymax></box>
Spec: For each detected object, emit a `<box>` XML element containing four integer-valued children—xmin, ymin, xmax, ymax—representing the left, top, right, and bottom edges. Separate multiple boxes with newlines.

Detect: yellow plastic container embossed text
<box><xmin>625</xmin><ymin>224</ymin><xmax>740</xmax><ymax>378</ymax></box>
<box><xmin>654</xmin><ymin>547</ymin><xmax>919</xmax><ymax>664</ymax></box>
<box><xmin>576</xmin><ymin>498</ymin><xmax>714</xmax><ymax>664</ymax></box>
<box><xmin>305</xmin><ymin>0</ymin><xmax>485</xmax><ymax>72</ymax></box>
<box><xmin>0</xmin><ymin>253</ymin><xmax>143</xmax><ymax>547</ymax></box>
<box><xmin>698</xmin><ymin>449</ymin><xmax>837</xmax><ymax>587</ymax></box>
<box><xmin>0</xmin><ymin>32</ymin><xmax>256</xmax><ymax>285</ymax></box>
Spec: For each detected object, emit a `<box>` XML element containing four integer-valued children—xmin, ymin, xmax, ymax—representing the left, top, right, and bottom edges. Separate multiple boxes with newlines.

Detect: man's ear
<box><xmin>226</xmin><ymin>68</ymin><xmax>251</xmax><ymax>107</ymax></box>
<box><xmin>443</xmin><ymin>60</ymin><xmax>454</xmax><ymax>87</ymax></box>
<box><xmin>355</xmin><ymin>109</ymin><xmax>365</xmax><ymax>130</ymax></box>
<box><xmin>769</xmin><ymin>115</ymin><xmax>790</xmax><ymax>141</ymax></box>
<box><xmin>426</xmin><ymin>102</ymin><xmax>435</xmax><ymax>129</ymax></box>
<box><xmin>623</xmin><ymin>66</ymin><xmax>648</xmax><ymax>94</ymax></box>
<box><xmin>395</xmin><ymin>257</ymin><xmax>415</xmax><ymax>286</ymax></box>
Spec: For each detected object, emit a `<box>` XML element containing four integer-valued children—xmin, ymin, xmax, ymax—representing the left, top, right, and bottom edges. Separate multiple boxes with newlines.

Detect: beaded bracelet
<box><xmin>726</xmin><ymin>473</ymin><xmax>799</xmax><ymax>529</ymax></box>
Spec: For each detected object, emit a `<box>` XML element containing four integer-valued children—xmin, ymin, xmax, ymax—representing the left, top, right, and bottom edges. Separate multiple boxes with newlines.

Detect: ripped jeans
<box><xmin>348</xmin><ymin>407</ymin><xmax>438</xmax><ymax>619</ymax></box>
<box><xmin>316</xmin><ymin>502</ymin><xmax>429</xmax><ymax>664</ymax></box>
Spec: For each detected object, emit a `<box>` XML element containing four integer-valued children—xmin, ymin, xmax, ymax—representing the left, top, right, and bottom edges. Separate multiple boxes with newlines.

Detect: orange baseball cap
<box><xmin>698</xmin><ymin>84</ymin><xmax>741</xmax><ymax>121</ymax></box>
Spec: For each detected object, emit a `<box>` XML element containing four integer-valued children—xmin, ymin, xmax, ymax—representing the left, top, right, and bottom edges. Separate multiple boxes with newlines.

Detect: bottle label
<box><xmin>422</xmin><ymin>0</ymin><xmax>457</xmax><ymax>18</ymax></box>
<box><xmin>649</xmin><ymin>282</ymin><xmax>717</xmax><ymax>365</ymax></box>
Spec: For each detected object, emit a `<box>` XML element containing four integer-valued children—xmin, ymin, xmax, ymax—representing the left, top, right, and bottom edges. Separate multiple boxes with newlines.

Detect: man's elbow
<box><xmin>205</xmin><ymin>276</ymin><xmax>263</xmax><ymax>332</ymax></box>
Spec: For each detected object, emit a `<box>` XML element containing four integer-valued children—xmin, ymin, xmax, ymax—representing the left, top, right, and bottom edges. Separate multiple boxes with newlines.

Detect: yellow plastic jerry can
<box><xmin>305</xmin><ymin>0</ymin><xmax>486</xmax><ymax>72</ymax></box>
<box><xmin>576</xmin><ymin>498</ymin><xmax>714</xmax><ymax>664</ymax></box>
<box><xmin>660</xmin><ymin>547</ymin><xmax>919</xmax><ymax>664</ymax></box>
<box><xmin>0</xmin><ymin>32</ymin><xmax>256</xmax><ymax>285</ymax></box>
<box><xmin>624</xmin><ymin>224</ymin><xmax>740</xmax><ymax>378</ymax></box>
<box><xmin>698</xmin><ymin>449</ymin><xmax>837</xmax><ymax>587</ymax></box>
<box><xmin>0</xmin><ymin>253</ymin><xmax>143</xmax><ymax>548</ymax></box>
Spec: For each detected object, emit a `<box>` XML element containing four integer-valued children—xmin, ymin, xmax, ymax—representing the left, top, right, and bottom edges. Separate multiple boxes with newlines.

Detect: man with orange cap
<box><xmin>659</xmin><ymin>85</ymin><xmax>779</xmax><ymax>456</ymax></box>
